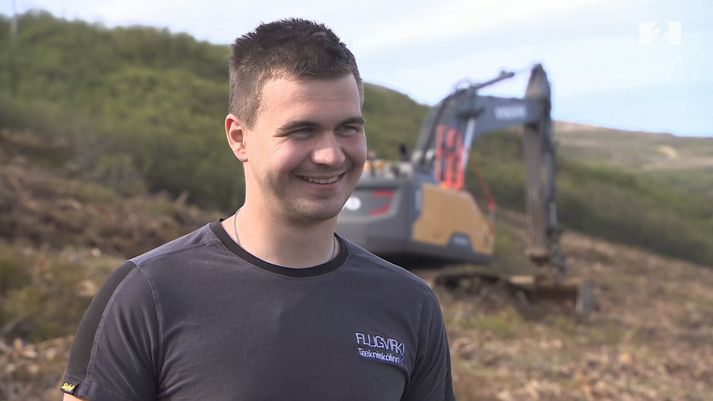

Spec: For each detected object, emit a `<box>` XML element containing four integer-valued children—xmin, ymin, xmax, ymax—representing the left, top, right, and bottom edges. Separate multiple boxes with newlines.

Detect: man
<box><xmin>61</xmin><ymin>19</ymin><xmax>455</xmax><ymax>401</ymax></box>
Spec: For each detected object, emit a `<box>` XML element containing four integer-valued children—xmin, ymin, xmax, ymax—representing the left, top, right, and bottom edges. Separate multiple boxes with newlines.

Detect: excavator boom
<box><xmin>411</xmin><ymin>64</ymin><xmax>564</xmax><ymax>279</ymax></box>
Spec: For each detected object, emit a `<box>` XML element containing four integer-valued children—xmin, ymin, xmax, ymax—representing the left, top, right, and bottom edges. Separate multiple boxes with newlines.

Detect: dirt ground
<box><xmin>1</xmin><ymin>164</ymin><xmax>711</xmax><ymax>400</ymax></box>
<box><xmin>441</xmin><ymin>228</ymin><xmax>713</xmax><ymax>401</ymax></box>
<box><xmin>2</xmin><ymin>227</ymin><xmax>712</xmax><ymax>401</ymax></box>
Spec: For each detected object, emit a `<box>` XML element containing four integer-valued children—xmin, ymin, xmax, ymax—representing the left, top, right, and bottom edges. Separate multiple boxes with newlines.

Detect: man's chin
<box><xmin>287</xmin><ymin>203</ymin><xmax>344</xmax><ymax>224</ymax></box>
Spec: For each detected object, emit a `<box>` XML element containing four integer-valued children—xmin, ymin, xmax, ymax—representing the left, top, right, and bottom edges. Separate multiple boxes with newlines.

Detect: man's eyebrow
<box><xmin>339</xmin><ymin>116</ymin><xmax>366</xmax><ymax>126</ymax></box>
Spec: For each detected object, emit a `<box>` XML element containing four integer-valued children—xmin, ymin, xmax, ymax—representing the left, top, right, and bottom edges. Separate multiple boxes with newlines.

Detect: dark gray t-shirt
<box><xmin>62</xmin><ymin>221</ymin><xmax>455</xmax><ymax>401</ymax></box>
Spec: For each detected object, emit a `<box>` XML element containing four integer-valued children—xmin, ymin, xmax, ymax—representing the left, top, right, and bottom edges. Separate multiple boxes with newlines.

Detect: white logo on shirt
<box><xmin>354</xmin><ymin>332</ymin><xmax>406</xmax><ymax>367</ymax></box>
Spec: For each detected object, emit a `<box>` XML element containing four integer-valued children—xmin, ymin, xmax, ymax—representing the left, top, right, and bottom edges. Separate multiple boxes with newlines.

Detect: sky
<box><xmin>3</xmin><ymin>0</ymin><xmax>712</xmax><ymax>137</ymax></box>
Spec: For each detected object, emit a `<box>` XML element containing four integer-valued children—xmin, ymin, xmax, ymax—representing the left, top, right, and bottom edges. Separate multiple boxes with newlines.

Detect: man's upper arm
<box><xmin>60</xmin><ymin>261</ymin><xmax>159</xmax><ymax>401</ymax></box>
<box><xmin>402</xmin><ymin>289</ymin><xmax>456</xmax><ymax>401</ymax></box>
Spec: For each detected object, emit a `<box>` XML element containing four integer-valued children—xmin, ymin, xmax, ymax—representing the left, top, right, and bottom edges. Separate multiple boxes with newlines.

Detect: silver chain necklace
<box><xmin>232</xmin><ymin>210</ymin><xmax>337</xmax><ymax>262</ymax></box>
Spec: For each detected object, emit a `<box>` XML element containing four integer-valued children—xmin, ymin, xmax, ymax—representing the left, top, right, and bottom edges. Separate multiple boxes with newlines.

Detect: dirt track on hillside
<box><xmin>442</xmin><ymin>227</ymin><xmax>713</xmax><ymax>401</ymax></box>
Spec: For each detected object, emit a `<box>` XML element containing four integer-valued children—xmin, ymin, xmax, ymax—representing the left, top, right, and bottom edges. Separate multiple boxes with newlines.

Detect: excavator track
<box><xmin>412</xmin><ymin>265</ymin><xmax>595</xmax><ymax>312</ymax></box>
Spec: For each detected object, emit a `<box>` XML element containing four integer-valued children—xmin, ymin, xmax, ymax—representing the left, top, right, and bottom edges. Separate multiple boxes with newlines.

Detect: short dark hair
<box><xmin>229</xmin><ymin>18</ymin><xmax>363</xmax><ymax>128</ymax></box>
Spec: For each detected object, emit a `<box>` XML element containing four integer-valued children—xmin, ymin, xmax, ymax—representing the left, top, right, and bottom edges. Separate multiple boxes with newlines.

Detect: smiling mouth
<box><xmin>299</xmin><ymin>173</ymin><xmax>344</xmax><ymax>185</ymax></box>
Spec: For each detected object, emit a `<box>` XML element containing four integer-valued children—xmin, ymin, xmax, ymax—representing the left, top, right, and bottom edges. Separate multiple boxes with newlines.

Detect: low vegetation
<box><xmin>2</xmin><ymin>10</ymin><xmax>711</xmax><ymax>265</ymax></box>
<box><xmin>469</xmin><ymin>131</ymin><xmax>713</xmax><ymax>266</ymax></box>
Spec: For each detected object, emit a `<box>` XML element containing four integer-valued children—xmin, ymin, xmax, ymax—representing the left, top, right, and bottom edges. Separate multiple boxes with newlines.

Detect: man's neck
<box><xmin>221</xmin><ymin>204</ymin><xmax>338</xmax><ymax>268</ymax></box>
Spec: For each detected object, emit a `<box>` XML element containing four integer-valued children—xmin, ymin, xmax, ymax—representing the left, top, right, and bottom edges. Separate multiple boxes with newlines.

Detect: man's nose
<box><xmin>311</xmin><ymin>132</ymin><xmax>346</xmax><ymax>166</ymax></box>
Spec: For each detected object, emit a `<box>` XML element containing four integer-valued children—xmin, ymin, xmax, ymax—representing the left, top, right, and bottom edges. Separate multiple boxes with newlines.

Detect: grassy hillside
<box><xmin>0</xmin><ymin>11</ymin><xmax>427</xmax><ymax>211</ymax></box>
<box><xmin>469</xmin><ymin>130</ymin><xmax>713</xmax><ymax>266</ymax></box>
<box><xmin>1</xmin><ymin>10</ymin><xmax>712</xmax><ymax>267</ymax></box>
<box><xmin>555</xmin><ymin>122</ymin><xmax>713</xmax><ymax>200</ymax></box>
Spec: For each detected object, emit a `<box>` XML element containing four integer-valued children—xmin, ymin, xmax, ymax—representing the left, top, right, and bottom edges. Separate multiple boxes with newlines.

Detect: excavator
<box><xmin>336</xmin><ymin>64</ymin><xmax>592</xmax><ymax>310</ymax></box>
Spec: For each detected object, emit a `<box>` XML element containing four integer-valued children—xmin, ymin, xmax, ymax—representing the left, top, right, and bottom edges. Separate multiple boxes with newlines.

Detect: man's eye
<box><xmin>289</xmin><ymin>127</ymin><xmax>315</xmax><ymax>137</ymax></box>
<box><xmin>338</xmin><ymin>126</ymin><xmax>361</xmax><ymax>136</ymax></box>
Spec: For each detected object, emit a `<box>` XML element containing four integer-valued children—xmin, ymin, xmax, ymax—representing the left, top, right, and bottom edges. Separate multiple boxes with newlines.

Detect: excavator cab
<box><xmin>338</xmin><ymin>159</ymin><xmax>493</xmax><ymax>266</ymax></box>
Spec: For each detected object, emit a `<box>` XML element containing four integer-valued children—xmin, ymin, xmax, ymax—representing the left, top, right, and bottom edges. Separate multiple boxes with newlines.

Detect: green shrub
<box><xmin>0</xmin><ymin>245</ymin><xmax>118</xmax><ymax>342</ymax></box>
<box><xmin>0</xmin><ymin>245</ymin><xmax>32</xmax><ymax>297</ymax></box>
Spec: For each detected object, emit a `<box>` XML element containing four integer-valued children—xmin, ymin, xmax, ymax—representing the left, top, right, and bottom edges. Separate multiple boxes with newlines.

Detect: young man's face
<box><xmin>236</xmin><ymin>74</ymin><xmax>367</xmax><ymax>224</ymax></box>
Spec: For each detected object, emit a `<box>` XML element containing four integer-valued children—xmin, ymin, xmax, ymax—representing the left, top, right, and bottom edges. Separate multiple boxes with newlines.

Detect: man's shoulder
<box><xmin>341</xmin><ymin>236</ymin><xmax>434</xmax><ymax>298</ymax></box>
<box><xmin>130</xmin><ymin>221</ymin><xmax>222</xmax><ymax>268</ymax></box>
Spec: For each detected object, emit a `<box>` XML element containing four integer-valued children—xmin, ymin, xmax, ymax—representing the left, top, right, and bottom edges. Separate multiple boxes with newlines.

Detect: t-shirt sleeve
<box><xmin>60</xmin><ymin>261</ymin><xmax>160</xmax><ymax>401</ymax></box>
<box><xmin>402</xmin><ymin>288</ymin><xmax>456</xmax><ymax>401</ymax></box>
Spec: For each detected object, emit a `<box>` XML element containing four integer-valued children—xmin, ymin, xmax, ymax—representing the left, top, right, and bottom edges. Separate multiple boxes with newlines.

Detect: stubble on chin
<box><xmin>283</xmin><ymin>196</ymin><xmax>347</xmax><ymax>225</ymax></box>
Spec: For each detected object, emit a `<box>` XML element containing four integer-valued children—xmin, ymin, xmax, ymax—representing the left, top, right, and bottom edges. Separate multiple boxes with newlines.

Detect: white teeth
<box><xmin>302</xmin><ymin>175</ymin><xmax>340</xmax><ymax>184</ymax></box>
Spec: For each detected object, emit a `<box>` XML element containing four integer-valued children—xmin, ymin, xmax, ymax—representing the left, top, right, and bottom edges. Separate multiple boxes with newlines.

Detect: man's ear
<box><xmin>225</xmin><ymin>114</ymin><xmax>249</xmax><ymax>162</ymax></box>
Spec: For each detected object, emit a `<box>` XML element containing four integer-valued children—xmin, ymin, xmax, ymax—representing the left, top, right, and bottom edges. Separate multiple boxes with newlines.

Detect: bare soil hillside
<box><xmin>2</xmin><ymin>216</ymin><xmax>712</xmax><ymax>400</ymax></box>
<box><xmin>1</xmin><ymin>155</ymin><xmax>711</xmax><ymax>401</ymax></box>
<box><xmin>442</xmin><ymin>212</ymin><xmax>713</xmax><ymax>401</ymax></box>
<box><xmin>0</xmin><ymin>156</ymin><xmax>214</xmax><ymax>256</ymax></box>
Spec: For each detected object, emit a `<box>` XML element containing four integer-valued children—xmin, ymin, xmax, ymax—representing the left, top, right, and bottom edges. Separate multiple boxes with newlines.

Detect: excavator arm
<box><xmin>412</xmin><ymin>64</ymin><xmax>566</xmax><ymax>283</ymax></box>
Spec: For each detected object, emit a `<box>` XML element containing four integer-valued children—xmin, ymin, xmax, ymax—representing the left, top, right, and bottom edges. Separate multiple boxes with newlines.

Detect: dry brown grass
<box><xmin>441</xmin><ymin>217</ymin><xmax>713</xmax><ymax>401</ymax></box>
<box><xmin>1</xmin><ymin>157</ymin><xmax>711</xmax><ymax>400</ymax></box>
<box><xmin>2</xmin><ymin>219</ymin><xmax>712</xmax><ymax>400</ymax></box>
